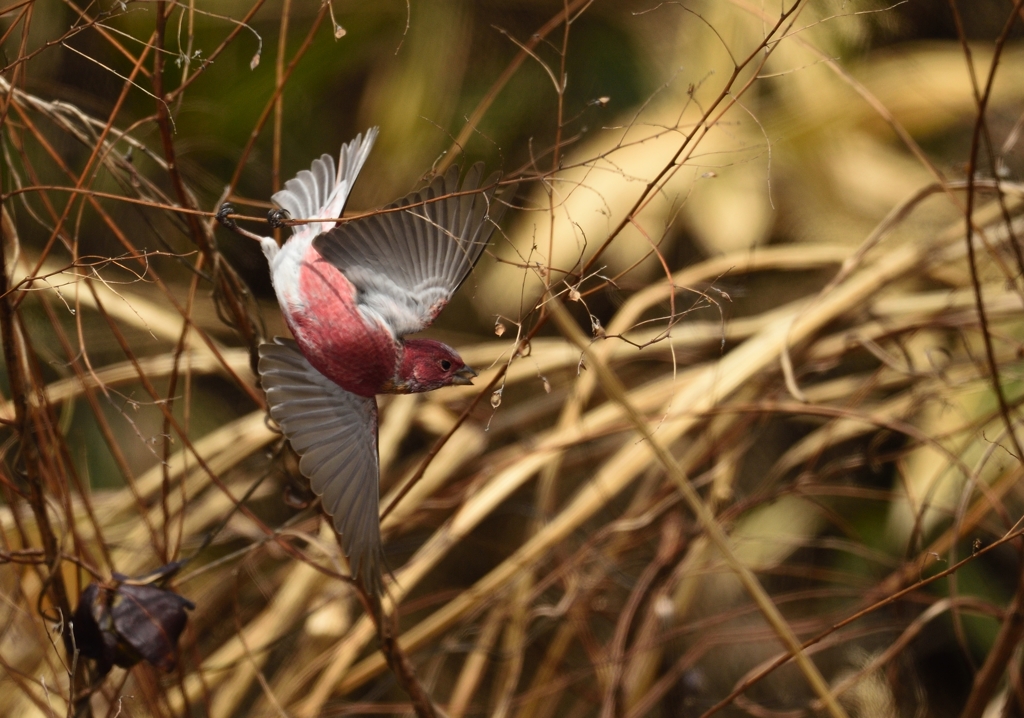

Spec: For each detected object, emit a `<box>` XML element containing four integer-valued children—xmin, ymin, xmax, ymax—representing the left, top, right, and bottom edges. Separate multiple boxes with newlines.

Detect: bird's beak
<box><xmin>451</xmin><ymin>365</ymin><xmax>478</xmax><ymax>386</ymax></box>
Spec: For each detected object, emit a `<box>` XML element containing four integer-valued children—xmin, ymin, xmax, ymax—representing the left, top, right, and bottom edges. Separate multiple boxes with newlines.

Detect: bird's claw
<box><xmin>216</xmin><ymin>202</ymin><xmax>237</xmax><ymax>230</ymax></box>
<box><xmin>267</xmin><ymin>209</ymin><xmax>290</xmax><ymax>229</ymax></box>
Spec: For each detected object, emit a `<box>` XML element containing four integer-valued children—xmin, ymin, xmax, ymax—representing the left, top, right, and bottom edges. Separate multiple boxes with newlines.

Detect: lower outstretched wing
<box><xmin>313</xmin><ymin>164</ymin><xmax>514</xmax><ymax>337</ymax></box>
<box><xmin>258</xmin><ymin>338</ymin><xmax>385</xmax><ymax>594</ymax></box>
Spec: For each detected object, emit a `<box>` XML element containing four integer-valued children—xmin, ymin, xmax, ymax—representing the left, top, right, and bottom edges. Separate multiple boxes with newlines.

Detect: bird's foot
<box><xmin>216</xmin><ymin>203</ymin><xmax>268</xmax><ymax>245</ymax></box>
<box><xmin>267</xmin><ymin>209</ymin><xmax>290</xmax><ymax>229</ymax></box>
<box><xmin>216</xmin><ymin>202</ymin><xmax>237</xmax><ymax>230</ymax></box>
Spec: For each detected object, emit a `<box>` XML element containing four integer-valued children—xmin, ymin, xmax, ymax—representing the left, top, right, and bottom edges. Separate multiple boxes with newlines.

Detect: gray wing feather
<box><xmin>258</xmin><ymin>338</ymin><xmax>385</xmax><ymax>594</ymax></box>
<box><xmin>271</xmin><ymin>128</ymin><xmax>379</xmax><ymax>241</ymax></box>
<box><xmin>314</xmin><ymin>163</ymin><xmax>514</xmax><ymax>336</ymax></box>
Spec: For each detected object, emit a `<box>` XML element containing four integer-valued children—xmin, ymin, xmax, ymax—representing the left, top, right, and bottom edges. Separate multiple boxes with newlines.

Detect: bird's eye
<box><xmin>439</xmin><ymin>359</ymin><xmax>452</xmax><ymax>372</ymax></box>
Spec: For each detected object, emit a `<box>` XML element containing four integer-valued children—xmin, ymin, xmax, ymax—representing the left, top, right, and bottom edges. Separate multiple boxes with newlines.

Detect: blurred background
<box><xmin>2</xmin><ymin>1</ymin><xmax>1024</xmax><ymax>716</ymax></box>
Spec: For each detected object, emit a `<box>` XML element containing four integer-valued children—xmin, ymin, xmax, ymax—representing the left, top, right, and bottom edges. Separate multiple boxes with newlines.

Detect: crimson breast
<box><xmin>288</xmin><ymin>245</ymin><xmax>397</xmax><ymax>397</ymax></box>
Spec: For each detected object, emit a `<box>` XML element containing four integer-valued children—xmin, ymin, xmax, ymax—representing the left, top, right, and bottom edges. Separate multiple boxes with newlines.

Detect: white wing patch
<box><xmin>346</xmin><ymin>266</ymin><xmax>450</xmax><ymax>338</ymax></box>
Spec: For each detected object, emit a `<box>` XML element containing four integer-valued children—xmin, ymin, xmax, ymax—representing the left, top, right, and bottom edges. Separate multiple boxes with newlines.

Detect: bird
<box><xmin>218</xmin><ymin>129</ymin><xmax>511</xmax><ymax>594</ymax></box>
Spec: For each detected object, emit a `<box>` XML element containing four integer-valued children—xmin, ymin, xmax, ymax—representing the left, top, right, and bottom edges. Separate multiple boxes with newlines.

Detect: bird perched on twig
<box><xmin>217</xmin><ymin>129</ymin><xmax>513</xmax><ymax>594</ymax></box>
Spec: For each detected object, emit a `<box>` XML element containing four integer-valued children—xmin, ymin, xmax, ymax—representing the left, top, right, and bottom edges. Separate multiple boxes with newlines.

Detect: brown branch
<box><xmin>0</xmin><ymin>204</ymin><xmax>78</xmax><ymax>699</ymax></box>
<box><xmin>166</xmin><ymin>0</ymin><xmax>268</xmax><ymax>102</ymax></box>
<box><xmin>3</xmin><ymin>83</ymin><xmax>265</xmax><ymax>409</ymax></box>
<box><xmin>153</xmin><ymin>1</ymin><xmax>260</xmax><ymax>355</ymax></box>
<box><xmin>699</xmin><ymin>514</ymin><xmax>1024</xmax><ymax>717</ymax></box>
<box><xmin>225</xmin><ymin>4</ymin><xmax>328</xmax><ymax>195</ymax></box>
<box><xmin>16</xmin><ymin>31</ymin><xmax>156</xmax><ymax>310</ymax></box>
<box><xmin>955</xmin><ymin>0</ymin><xmax>1024</xmax><ymax>461</ymax></box>
<box><xmin>946</xmin><ymin>0</ymin><xmax>1024</xmax><ymax>290</ymax></box>
<box><xmin>161</xmin><ymin>252</ymin><xmax>207</xmax><ymax>562</ymax></box>
<box><xmin>357</xmin><ymin>587</ymin><xmax>439</xmax><ymax>718</ymax></box>
<box><xmin>961</xmin><ymin>559</ymin><xmax>1024</xmax><ymax>718</ymax></box>
<box><xmin>576</xmin><ymin>0</ymin><xmax>806</xmax><ymax>280</ymax></box>
<box><xmin>4</xmin><ymin>124</ymin><xmax>158</xmax><ymax>566</ymax></box>
<box><xmin>61</xmin><ymin>0</ymin><xmax>153</xmax><ymax>79</ymax></box>
<box><xmin>950</xmin><ymin>3</ymin><xmax>1024</xmax><ymax>714</ymax></box>
<box><xmin>438</xmin><ymin>0</ymin><xmax>593</xmax><ymax>172</ymax></box>
<box><xmin>600</xmin><ymin>513</ymin><xmax>682</xmax><ymax>718</ymax></box>
<box><xmin>0</xmin><ymin>8</ymin><xmax>100</xmax><ymax>76</ymax></box>
<box><xmin>0</xmin><ymin>0</ymin><xmax>74</xmax><ymax>633</ymax></box>
<box><xmin>384</xmin><ymin>0</ymin><xmax>807</xmax><ymax>536</ymax></box>
<box><xmin>378</xmin><ymin>609</ymin><xmax>440</xmax><ymax>718</ymax></box>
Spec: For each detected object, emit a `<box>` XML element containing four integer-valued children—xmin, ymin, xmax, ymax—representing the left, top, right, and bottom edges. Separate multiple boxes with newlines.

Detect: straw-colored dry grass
<box><xmin>2</xmin><ymin>1</ymin><xmax>1024</xmax><ymax>717</ymax></box>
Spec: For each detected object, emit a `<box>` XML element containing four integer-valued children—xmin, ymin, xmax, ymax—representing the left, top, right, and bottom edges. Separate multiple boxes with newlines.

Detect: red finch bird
<box><xmin>220</xmin><ymin>129</ymin><xmax>510</xmax><ymax>594</ymax></box>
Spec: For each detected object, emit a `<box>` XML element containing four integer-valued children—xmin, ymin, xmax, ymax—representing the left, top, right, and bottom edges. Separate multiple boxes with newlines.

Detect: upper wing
<box><xmin>271</xmin><ymin>128</ymin><xmax>379</xmax><ymax>244</ymax></box>
<box><xmin>313</xmin><ymin>163</ymin><xmax>514</xmax><ymax>337</ymax></box>
<box><xmin>258</xmin><ymin>338</ymin><xmax>385</xmax><ymax>595</ymax></box>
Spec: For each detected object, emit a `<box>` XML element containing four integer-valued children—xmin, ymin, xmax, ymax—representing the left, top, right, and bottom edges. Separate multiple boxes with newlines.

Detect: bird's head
<box><xmin>391</xmin><ymin>339</ymin><xmax>477</xmax><ymax>394</ymax></box>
